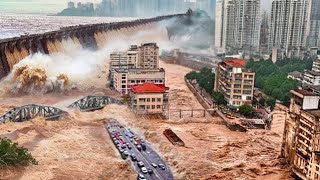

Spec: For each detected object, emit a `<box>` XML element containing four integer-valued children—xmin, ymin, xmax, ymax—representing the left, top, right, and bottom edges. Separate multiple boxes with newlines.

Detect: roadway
<box><xmin>106</xmin><ymin>120</ymin><xmax>174</xmax><ymax>180</ymax></box>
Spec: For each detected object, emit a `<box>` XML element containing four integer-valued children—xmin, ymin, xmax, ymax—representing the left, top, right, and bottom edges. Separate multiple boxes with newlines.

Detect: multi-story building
<box><xmin>307</xmin><ymin>0</ymin><xmax>320</xmax><ymax>49</ymax></box>
<box><xmin>128</xmin><ymin>82</ymin><xmax>169</xmax><ymax>114</ymax></box>
<box><xmin>113</xmin><ymin>68</ymin><xmax>165</xmax><ymax>95</ymax></box>
<box><xmin>138</xmin><ymin>43</ymin><xmax>159</xmax><ymax>69</ymax></box>
<box><xmin>282</xmin><ymin>88</ymin><xmax>320</xmax><ymax>180</ymax></box>
<box><xmin>260</xmin><ymin>10</ymin><xmax>269</xmax><ymax>55</ymax></box>
<box><xmin>215</xmin><ymin>0</ymin><xmax>261</xmax><ymax>54</ymax></box>
<box><xmin>214</xmin><ymin>59</ymin><xmax>255</xmax><ymax>107</ymax></box>
<box><xmin>268</xmin><ymin>0</ymin><xmax>309</xmax><ymax>58</ymax></box>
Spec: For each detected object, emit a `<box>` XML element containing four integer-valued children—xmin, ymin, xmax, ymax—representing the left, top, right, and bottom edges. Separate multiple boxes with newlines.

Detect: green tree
<box><xmin>258</xmin><ymin>97</ymin><xmax>265</xmax><ymax>106</ymax></box>
<box><xmin>239</xmin><ymin>104</ymin><xmax>254</xmax><ymax>116</ymax></box>
<box><xmin>185</xmin><ymin>71</ymin><xmax>198</xmax><ymax>80</ymax></box>
<box><xmin>266</xmin><ymin>98</ymin><xmax>276</xmax><ymax>109</ymax></box>
<box><xmin>0</xmin><ymin>138</ymin><xmax>37</xmax><ymax>167</ymax></box>
<box><xmin>212</xmin><ymin>91</ymin><xmax>227</xmax><ymax>105</ymax></box>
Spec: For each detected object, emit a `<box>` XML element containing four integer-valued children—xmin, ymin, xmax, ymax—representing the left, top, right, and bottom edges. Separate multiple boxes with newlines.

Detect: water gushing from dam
<box><xmin>0</xmin><ymin>13</ymin><xmax>188</xmax><ymax>79</ymax></box>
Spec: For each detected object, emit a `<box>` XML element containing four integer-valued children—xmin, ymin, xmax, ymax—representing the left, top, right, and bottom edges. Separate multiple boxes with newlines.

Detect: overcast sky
<box><xmin>0</xmin><ymin>0</ymin><xmax>272</xmax><ymax>14</ymax></box>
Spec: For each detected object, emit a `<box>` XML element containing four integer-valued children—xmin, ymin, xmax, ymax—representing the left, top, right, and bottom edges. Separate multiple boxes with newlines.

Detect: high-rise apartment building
<box><xmin>268</xmin><ymin>0</ymin><xmax>309</xmax><ymax>58</ymax></box>
<box><xmin>214</xmin><ymin>59</ymin><xmax>255</xmax><ymax>107</ymax></box>
<box><xmin>307</xmin><ymin>0</ymin><xmax>320</xmax><ymax>48</ymax></box>
<box><xmin>260</xmin><ymin>11</ymin><xmax>269</xmax><ymax>54</ymax></box>
<box><xmin>215</xmin><ymin>0</ymin><xmax>261</xmax><ymax>54</ymax></box>
<box><xmin>138</xmin><ymin>43</ymin><xmax>159</xmax><ymax>69</ymax></box>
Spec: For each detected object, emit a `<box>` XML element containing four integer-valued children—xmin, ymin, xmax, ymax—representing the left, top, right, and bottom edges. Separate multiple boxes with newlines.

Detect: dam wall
<box><xmin>0</xmin><ymin>13</ymin><xmax>187</xmax><ymax>79</ymax></box>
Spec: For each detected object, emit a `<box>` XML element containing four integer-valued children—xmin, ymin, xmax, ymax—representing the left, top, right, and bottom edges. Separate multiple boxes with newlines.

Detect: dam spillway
<box><xmin>0</xmin><ymin>12</ymin><xmax>188</xmax><ymax>79</ymax></box>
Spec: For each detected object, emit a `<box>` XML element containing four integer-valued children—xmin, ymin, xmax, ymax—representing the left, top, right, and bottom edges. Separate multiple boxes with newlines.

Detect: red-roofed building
<box><xmin>214</xmin><ymin>58</ymin><xmax>255</xmax><ymax>107</ymax></box>
<box><xmin>223</xmin><ymin>59</ymin><xmax>246</xmax><ymax>67</ymax></box>
<box><xmin>129</xmin><ymin>82</ymin><xmax>169</xmax><ymax>114</ymax></box>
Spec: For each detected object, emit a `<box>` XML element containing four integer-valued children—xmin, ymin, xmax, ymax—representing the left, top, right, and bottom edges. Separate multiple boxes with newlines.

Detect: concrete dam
<box><xmin>0</xmin><ymin>12</ymin><xmax>189</xmax><ymax>79</ymax></box>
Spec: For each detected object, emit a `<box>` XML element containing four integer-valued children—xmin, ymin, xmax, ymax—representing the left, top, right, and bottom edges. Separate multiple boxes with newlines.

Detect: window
<box><xmin>234</xmin><ymin>90</ymin><xmax>241</xmax><ymax>94</ymax></box>
<box><xmin>234</xmin><ymin>84</ymin><xmax>241</xmax><ymax>88</ymax></box>
<box><xmin>246</xmin><ymin>96</ymin><xmax>252</xmax><ymax>100</ymax></box>
<box><xmin>152</xmin><ymin>98</ymin><xmax>155</xmax><ymax>102</ymax></box>
<box><xmin>122</xmin><ymin>85</ymin><xmax>126</xmax><ymax>88</ymax></box>
<box><xmin>147</xmin><ymin>98</ymin><xmax>150</xmax><ymax>102</ymax></box>
<box><xmin>147</xmin><ymin>105</ymin><xmax>150</xmax><ymax>109</ymax></box>
<box><xmin>157</xmin><ymin>98</ymin><xmax>161</xmax><ymax>102</ymax></box>
<box><xmin>122</xmin><ymin>81</ymin><xmax>126</xmax><ymax>84</ymax></box>
<box><xmin>243</xmin><ymin>90</ymin><xmax>252</xmax><ymax>94</ymax></box>
<box><xmin>157</xmin><ymin>105</ymin><xmax>161</xmax><ymax>109</ymax></box>
<box><xmin>152</xmin><ymin>105</ymin><xmax>155</xmax><ymax>109</ymax></box>
<box><xmin>122</xmin><ymin>74</ymin><xmax>126</xmax><ymax>79</ymax></box>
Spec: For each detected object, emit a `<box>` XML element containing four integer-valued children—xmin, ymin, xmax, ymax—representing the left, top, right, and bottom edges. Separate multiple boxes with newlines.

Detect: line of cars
<box><xmin>106</xmin><ymin>120</ymin><xmax>169</xmax><ymax>180</ymax></box>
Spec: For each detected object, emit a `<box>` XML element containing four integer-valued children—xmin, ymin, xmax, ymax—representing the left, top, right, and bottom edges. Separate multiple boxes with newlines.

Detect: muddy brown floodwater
<box><xmin>0</xmin><ymin>60</ymin><xmax>292</xmax><ymax>180</ymax></box>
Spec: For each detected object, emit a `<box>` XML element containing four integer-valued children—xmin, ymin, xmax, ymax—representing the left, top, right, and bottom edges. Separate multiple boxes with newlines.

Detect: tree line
<box><xmin>247</xmin><ymin>58</ymin><xmax>312</xmax><ymax>106</ymax></box>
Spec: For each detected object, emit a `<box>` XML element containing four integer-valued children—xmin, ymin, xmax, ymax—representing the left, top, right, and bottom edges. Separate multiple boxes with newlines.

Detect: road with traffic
<box><xmin>106</xmin><ymin>119</ymin><xmax>174</xmax><ymax>180</ymax></box>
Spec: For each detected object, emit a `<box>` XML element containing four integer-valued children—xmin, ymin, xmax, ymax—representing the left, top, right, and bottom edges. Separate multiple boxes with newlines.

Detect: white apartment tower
<box><xmin>215</xmin><ymin>0</ymin><xmax>261</xmax><ymax>54</ymax></box>
<box><xmin>268</xmin><ymin>0</ymin><xmax>309</xmax><ymax>58</ymax></box>
<box><xmin>307</xmin><ymin>0</ymin><xmax>320</xmax><ymax>48</ymax></box>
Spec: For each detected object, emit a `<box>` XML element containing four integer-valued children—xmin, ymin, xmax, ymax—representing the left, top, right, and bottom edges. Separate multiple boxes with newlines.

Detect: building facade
<box><xmin>138</xmin><ymin>43</ymin><xmax>159</xmax><ymax>69</ymax></box>
<box><xmin>215</xmin><ymin>0</ymin><xmax>261</xmax><ymax>54</ymax></box>
<box><xmin>113</xmin><ymin>68</ymin><xmax>165</xmax><ymax>95</ymax></box>
<box><xmin>128</xmin><ymin>82</ymin><xmax>169</xmax><ymax>114</ymax></box>
<box><xmin>282</xmin><ymin>89</ymin><xmax>320</xmax><ymax>180</ymax></box>
<box><xmin>214</xmin><ymin>59</ymin><xmax>255</xmax><ymax>107</ymax></box>
<box><xmin>268</xmin><ymin>0</ymin><xmax>310</xmax><ymax>58</ymax></box>
<box><xmin>307</xmin><ymin>0</ymin><xmax>320</xmax><ymax>48</ymax></box>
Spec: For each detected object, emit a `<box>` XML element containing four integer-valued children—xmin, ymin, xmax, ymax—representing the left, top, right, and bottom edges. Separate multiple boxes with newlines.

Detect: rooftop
<box><xmin>290</xmin><ymin>89</ymin><xmax>318</xmax><ymax>97</ymax></box>
<box><xmin>140</xmin><ymin>43</ymin><xmax>158</xmax><ymax>47</ymax></box>
<box><xmin>131</xmin><ymin>82</ymin><xmax>167</xmax><ymax>94</ymax></box>
<box><xmin>305</xmin><ymin>109</ymin><xmax>320</xmax><ymax>119</ymax></box>
<box><xmin>223</xmin><ymin>59</ymin><xmax>246</xmax><ymax>67</ymax></box>
<box><xmin>305</xmin><ymin>70</ymin><xmax>320</xmax><ymax>76</ymax></box>
<box><xmin>288</xmin><ymin>71</ymin><xmax>302</xmax><ymax>78</ymax></box>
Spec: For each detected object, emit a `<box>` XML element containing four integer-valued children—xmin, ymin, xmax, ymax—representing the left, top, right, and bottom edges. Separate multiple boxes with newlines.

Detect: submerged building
<box><xmin>128</xmin><ymin>82</ymin><xmax>169</xmax><ymax>114</ymax></box>
<box><xmin>214</xmin><ymin>59</ymin><xmax>255</xmax><ymax>107</ymax></box>
<box><xmin>113</xmin><ymin>68</ymin><xmax>165</xmax><ymax>95</ymax></box>
<box><xmin>282</xmin><ymin>88</ymin><xmax>320</xmax><ymax>179</ymax></box>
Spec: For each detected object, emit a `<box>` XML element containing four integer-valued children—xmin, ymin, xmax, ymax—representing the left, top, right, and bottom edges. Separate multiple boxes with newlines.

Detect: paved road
<box><xmin>105</xmin><ymin>120</ymin><xmax>174</xmax><ymax>180</ymax></box>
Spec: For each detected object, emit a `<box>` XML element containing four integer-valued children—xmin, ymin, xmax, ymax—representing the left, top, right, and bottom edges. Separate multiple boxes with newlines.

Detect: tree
<box><xmin>239</xmin><ymin>104</ymin><xmax>254</xmax><ymax>116</ymax></box>
<box><xmin>185</xmin><ymin>71</ymin><xmax>198</xmax><ymax>80</ymax></box>
<box><xmin>0</xmin><ymin>138</ymin><xmax>37</xmax><ymax>167</ymax></box>
<box><xmin>266</xmin><ymin>98</ymin><xmax>276</xmax><ymax>109</ymax></box>
<box><xmin>212</xmin><ymin>91</ymin><xmax>227</xmax><ymax>105</ymax></box>
<box><xmin>258</xmin><ymin>97</ymin><xmax>265</xmax><ymax>106</ymax></box>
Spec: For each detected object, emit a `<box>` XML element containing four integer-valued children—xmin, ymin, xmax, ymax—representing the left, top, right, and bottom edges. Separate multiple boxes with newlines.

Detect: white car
<box><xmin>141</xmin><ymin>167</ymin><xmax>148</xmax><ymax>174</ymax></box>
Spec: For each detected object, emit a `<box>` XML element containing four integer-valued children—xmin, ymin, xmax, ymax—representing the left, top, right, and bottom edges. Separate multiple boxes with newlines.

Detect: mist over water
<box><xmin>0</xmin><ymin>19</ymin><xmax>186</xmax><ymax>94</ymax></box>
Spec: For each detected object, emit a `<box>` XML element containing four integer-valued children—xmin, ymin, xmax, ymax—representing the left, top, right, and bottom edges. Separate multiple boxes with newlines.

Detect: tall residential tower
<box><xmin>215</xmin><ymin>0</ymin><xmax>261</xmax><ymax>54</ymax></box>
<box><xmin>268</xmin><ymin>0</ymin><xmax>310</xmax><ymax>58</ymax></box>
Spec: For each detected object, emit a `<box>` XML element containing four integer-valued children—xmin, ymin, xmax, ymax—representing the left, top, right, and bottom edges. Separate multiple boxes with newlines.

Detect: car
<box><xmin>137</xmin><ymin>173</ymin><xmax>146</xmax><ymax>180</ymax></box>
<box><xmin>130</xmin><ymin>138</ymin><xmax>134</xmax><ymax>142</ymax></box>
<box><xmin>123</xmin><ymin>151</ymin><xmax>129</xmax><ymax>156</ymax></box>
<box><xmin>119</xmin><ymin>149</ymin><xmax>124</xmax><ymax>153</ymax></box>
<box><xmin>130</xmin><ymin>154</ymin><xmax>137</xmax><ymax>161</ymax></box>
<box><xmin>127</xmin><ymin>145</ymin><xmax>132</xmax><ymax>149</ymax></box>
<box><xmin>151</xmin><ymin>163</ymin><xmax>157</xmax><ymax>168</ymax></box>
<box><xmin>147</xmin><ymin>168</ymin><xmax>153</xmax><ymax>174</ymax></box>
<box><xmin>137</xmin><ymin>161</ymin><xmax>144</xmax><ymax>167</ymax></box>
<box><xmin>141</xmin><ymin>167</ymin><xmax>148</xmax><ymax>174</ymax></box>
<box><xmin>121</xmin><ymin>144</ymin><xmax>126</xmax><ymax>149</ymax></box>
<box><xmin>141</xmin><ymin>143</ymin><xmax>146</xmax><ymax>151</ymax></box>
<box><xmin>158</xmin><ymin>164</ymin><xmax>165</xmax><ymax>170</ymax></box>
<box><xmin>137</xmin><ymin>145</ymin><xmax>142</xmax><ymax>151</ymax></box>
